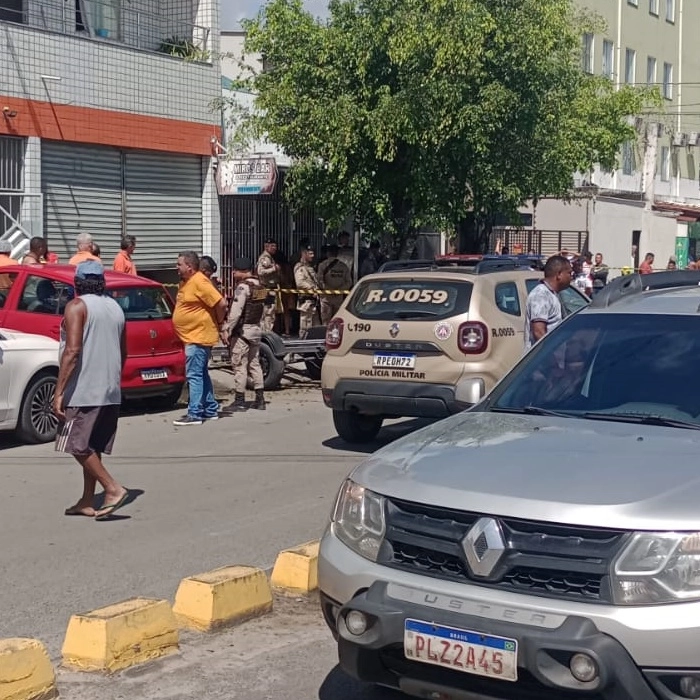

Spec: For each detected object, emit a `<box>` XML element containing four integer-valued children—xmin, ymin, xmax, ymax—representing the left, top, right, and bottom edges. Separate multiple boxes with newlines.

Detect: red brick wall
<box><xmin>0</xmin><ymin>96</ymin><xmax>221</xmax><ymax>156</ymax></box>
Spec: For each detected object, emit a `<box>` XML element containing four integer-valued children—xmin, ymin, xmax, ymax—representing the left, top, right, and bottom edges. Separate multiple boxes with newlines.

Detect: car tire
<box><xmin>260</xmin><ymin>342</ymin><xmax>285</xmax><ymax>390</ymax></box>
<box><xmin>16</xmin><ymin>372</ymin><xmax>59</xmax><ymax>444</ymax></box>
<box><xmin>144</xmin><ymin>383</ymin><xmax>184</xmax><ymax>411</ymax></box>
<box><xmin>333</xmin><ymin>410</ymin><xmax>383</xmax><ymax>443</ymax></box>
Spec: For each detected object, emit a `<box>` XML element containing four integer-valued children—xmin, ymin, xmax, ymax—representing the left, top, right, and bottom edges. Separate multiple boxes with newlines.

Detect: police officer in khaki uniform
<box><xmin>293</xmin><ymin>245</ymin><xmax>320</xmax><ymax>339</ymax></box>
<box><xmin>317</xmin><ymin>244</ymin><xmax>352</xmax><ymax>325</ymax></box>
<box><xmin>256</xmin><ymin>239</ymin><xmax>280</xmax><ymax>333</ymax></box>
<box><xmin>221</xmin><ymin>257</ymin><xmax>268</xmax><ymax>412</ymax></box>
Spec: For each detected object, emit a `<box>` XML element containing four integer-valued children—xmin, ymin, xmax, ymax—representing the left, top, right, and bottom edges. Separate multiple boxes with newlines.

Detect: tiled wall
<box><xmin>1</xmin><ymin>23</ymin><xmax>219</xmax><ymax>124</ymax></box>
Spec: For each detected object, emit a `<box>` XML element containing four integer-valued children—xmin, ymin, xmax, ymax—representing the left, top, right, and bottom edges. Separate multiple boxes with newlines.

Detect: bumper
<box><xmin>323</xmin><ymin>379</ymin><xmax>482</xmax><ymax>418</ymax></box>
<box><xmin>121</xmin><ymin>352</ymin><xmax>186</xmax><ymax>397</ymax></box>
<box><xmin>319</xmin><ymin>532</ymin><xmax>700</xmax><ymax>700</ymax></box>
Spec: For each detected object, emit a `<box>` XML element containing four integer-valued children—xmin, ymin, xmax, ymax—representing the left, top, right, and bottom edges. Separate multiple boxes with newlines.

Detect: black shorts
<box><xmin>55</xmin><ymin>405</ymin><xmax>120</xmax><ymax>456</ymax></box>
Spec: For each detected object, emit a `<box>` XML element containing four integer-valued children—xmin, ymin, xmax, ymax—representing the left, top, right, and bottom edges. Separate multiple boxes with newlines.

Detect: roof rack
<box><xmin>377</xmin><ymin>255</ymin><xmax>544</xmax><ymax>275</ymax></box>
<box><xmin>590</xmin><ymin>270</ymin><xmax>700</xmax><ymax>308</ymax></box>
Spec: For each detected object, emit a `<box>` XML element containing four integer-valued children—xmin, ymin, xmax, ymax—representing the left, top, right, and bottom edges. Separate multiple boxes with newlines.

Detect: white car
<box><xmin>0</xmin><ymin>328</ymin><xmax>59</xmax><ymax>443</ymax></box>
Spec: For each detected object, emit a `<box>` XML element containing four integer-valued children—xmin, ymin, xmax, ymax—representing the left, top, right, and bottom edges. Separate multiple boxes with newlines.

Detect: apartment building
<box><xmin>519</xmin><ymin>0</ymin><xmax>700</xmax><ymax>271</ymax></box>
<box><xmin>0</xmin><ymin>0</ymin><xmax>221</xmax><ymax>274</ymax></box>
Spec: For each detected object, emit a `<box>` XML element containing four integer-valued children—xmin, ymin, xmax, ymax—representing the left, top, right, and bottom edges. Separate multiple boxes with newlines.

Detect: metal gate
<box><xmin>490</xmin><ymin>228</ymin><xmax>589</xmax><ymax>258</ymax></box>
<box><xmin>124</xmin><ymin>152</ymin><xmax>202</xmax><ymax>268</ymax></box>
<box><xmin>42</xmin><ymin>142</ymin><xmax>203</xmax><ymax>267</ymax></box>
<box><xmin>42</xmin><ymin>142</ymin><xmax>124</xmax><ymax>262</ymax></box>
<box><xmin>219</xmin><ymin>169</ymin><xmax>326</xmax><ymax>293</ymax></box>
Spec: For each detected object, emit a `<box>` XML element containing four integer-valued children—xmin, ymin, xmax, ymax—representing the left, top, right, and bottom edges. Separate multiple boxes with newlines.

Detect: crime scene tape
<box><xmin>276</xmin><ymin>288</ymin><xmax>351</xmax><ymax>295</ymax></box>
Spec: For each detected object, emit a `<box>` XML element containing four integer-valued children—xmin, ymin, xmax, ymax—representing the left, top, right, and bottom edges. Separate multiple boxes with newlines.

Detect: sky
<box><xmin>221</xmin><ymin>0</ymin><xmax>328</xmax><ymax>30</ymax></box>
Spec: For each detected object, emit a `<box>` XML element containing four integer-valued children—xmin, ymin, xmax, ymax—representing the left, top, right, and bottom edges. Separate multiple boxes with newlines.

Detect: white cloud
<box><xmin>221</xmin><ymin>0</ymin><xmax>329</xmax><ymax>30</ymax></box>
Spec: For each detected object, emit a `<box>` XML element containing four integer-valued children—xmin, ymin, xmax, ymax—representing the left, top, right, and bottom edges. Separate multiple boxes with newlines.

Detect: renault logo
<box><xmin>462</xmin><ymin>517</ymin><xmax>506</xmax><ymax>578</ymax></box>
<box><xmin>389</xmin><ymin>323</ymin><xmax>400</xmax><ymax>338</ymax></box>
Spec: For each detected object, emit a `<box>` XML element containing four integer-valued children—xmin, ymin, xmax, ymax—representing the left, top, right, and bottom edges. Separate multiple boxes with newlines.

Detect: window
<box><xmin>490</xmin><ymin>314</ymin><xmax>700</xmax><ymax>425</ymax></box>
<box><xmin>622</xmin><ymin>141</ymin><xmax>636</xmax><ymax>175</ymax></box>
<box><xmin>0</xmin><ymin>0</ymin><xmax>23</xmax><ymax>22</ymax></box>
<box><xmin>663</xmin><ymin>62</ymin><xmax>673</xmax><ymax>99</ymax></box>
<box><xmin>495</xmin><ymin>282</ymin><xmax>521</xmax><ymax>317</ymax></box>
<box><xmin>106</xmin><ymin>287</ymin><xmax>174</xmax><ymax>320</ymax></box>
<box><xmin>625</xmin><ymin>48</ymin><xmax>636</xmax><ymax>85</ymax></box>
<box><xmin>649</xmin><ymin>0</ymin><xmax>659</xmax><ymax>14</ymax></box>
<box><xmin>75</xmin><ymin>0</ymin><xmax>120</xmax><ymax>38</ymax></box>
<box><xmin>660</xmin><ymin>146</ymin><xmax>671</xmax><ymax>181</ymax></box>
<box><xmin>582</xmin><ymin>33</ymin><xmax>594</xmax><ymax>74</ymax></box>
<box><xmin>348</xmin><ymin>279</ymin><xmax>473</xmax><ymax>321</ymax></box>
<box><xmin>602</xmin><ymin>40</ymin><xmax>614</xmax><ymax>79</ymax></box>
<box><xmin>18</xmin><ymin>276</ymin><xmax>73</xmax><ymax>315</ymax></box>
<box><xmin>525</xmin><ymin>280</ymin><xmax>590</xmax><ymax>318</ymax></box>
<box><xmin>647</xmin><ymin>56</ymin><xmax>657</xmax><ymax>85</ymax></box>
<box><xmin>666</xmin><ymin>0</ymin><xmax>675</xmax><ymax>22</ymax></box>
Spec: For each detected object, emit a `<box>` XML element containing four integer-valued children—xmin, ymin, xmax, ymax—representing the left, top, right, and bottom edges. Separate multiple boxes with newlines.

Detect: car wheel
<box><xmin>16</xmin><ymin>372</ymin><xmax>59</xmax><ymax>444</ymax></box>
<box><xmin>143</xmin><ymin>383</ymin><xmax>184</xmax><ymax>411</ymax></box>
<box><xmin>260</xmin><ymin>342</ymin><xmax>285</xmax><ymax>390</ymax></box>
<box><xmin>332</xmin><ymin>410</ymin><xmax>383</xmax><ymax>443</ymax></box>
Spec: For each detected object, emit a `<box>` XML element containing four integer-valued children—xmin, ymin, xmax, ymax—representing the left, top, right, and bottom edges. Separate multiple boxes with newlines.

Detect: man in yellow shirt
<box><xmin>69</xmin><ymin>233</ymin><xmax>100</xmax><ymax>266</ymax></box>
<box><xmin>172</xmin><ymin>251</ymin><xmax>228</xmax><ymax>426</ymax></box>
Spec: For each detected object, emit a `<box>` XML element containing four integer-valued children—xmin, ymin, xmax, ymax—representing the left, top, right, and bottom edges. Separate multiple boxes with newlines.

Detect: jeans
<box><xmin>184</xmin><ymin>344</ymin><xmax>218</xmax><ymax>419</ymax></box>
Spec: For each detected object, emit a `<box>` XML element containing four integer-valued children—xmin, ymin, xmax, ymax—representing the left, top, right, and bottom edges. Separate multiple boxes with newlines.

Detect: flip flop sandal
<box><xmin>64</xmin><ymin>506</ymin><xmax>95</xmax><ymax>517</ymax></box>
<box><xmin>94</xmin><ymin>491</ymin><xmax>130</xmax><ymax>521</ymax></box>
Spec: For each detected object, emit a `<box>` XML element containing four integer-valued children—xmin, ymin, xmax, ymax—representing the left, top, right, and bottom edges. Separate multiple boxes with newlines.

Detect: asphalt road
<box><xmin>0</xmin><ymin>367</ymin><xmax>429</xmax><ymax>700</ymax></box>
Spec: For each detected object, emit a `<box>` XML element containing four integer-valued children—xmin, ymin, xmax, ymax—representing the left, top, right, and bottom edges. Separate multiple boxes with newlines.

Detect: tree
<box><xmin>227</xmin><ymin>0</ymin><xmax>656</xmax><ymax>255</ymax></box>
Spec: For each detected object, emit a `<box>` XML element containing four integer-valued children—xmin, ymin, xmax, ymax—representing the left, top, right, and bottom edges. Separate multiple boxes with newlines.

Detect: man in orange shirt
<box><xmin>639</xmin><ymin>252</ymin><xmax>655</xmax><ymax>274</ymax></box>
<box><xmin>113</xmin><ymin>236</ymin><xmax>137</xmax><ymax>276</ymax></box>
<box><xmin>69</xmin><ymin>233</ymin><xmax>100</xmax><ymax>266</ymax></box>
<box><xmin>0</xmin><ymin>241</ymin><xmax>15</xmax><ymax>267</ymax></box>
<box><xmin>172</xmin><ymin>251</ymin><xmax>228</xmax><ymax>426</ymax></box>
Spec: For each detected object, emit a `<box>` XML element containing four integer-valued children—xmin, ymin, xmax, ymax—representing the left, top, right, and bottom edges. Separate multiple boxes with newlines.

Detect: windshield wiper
<box><xmin>490</xmin><ymin>405</ymin><xmax>575</xmax><ymax>418</ymax></box>
<box><xmin>394</xmin><ymin>311</ymin><xmax>440</xmax><ymax>318</ymax></box>
<box><xmin>581</xmin><ymin>412</ymin><xmax>700</xmax><ymax>431</ymax></box>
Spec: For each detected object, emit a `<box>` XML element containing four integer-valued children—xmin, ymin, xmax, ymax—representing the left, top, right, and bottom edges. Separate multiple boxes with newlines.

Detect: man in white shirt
<box><xmin>524</xmin><ymin>255</ymin><xmax>572</xmax><ymax>351</ymax></box>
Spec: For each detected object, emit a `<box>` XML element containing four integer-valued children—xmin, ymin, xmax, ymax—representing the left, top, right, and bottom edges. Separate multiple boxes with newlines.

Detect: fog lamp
<box><xmin>569</xmin><ymin>653</ymin><xmax>598</xmax><ymax>683</ymax></box>
<box><xmin>345</xmin><ymin>610</ymin><xmax>369</xmax><ymax>636</ymax></box>
<box><xmin>680</xmin><ymin>676</ymin><xmax>700</xmax><ymax>699</ymax></box>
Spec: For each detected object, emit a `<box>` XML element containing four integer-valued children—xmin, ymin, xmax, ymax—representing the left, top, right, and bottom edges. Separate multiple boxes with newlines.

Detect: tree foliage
<box><xmin>228</xmin><ymin>0</ymin><xmax>656</xmax><ymax>253</ymax></box>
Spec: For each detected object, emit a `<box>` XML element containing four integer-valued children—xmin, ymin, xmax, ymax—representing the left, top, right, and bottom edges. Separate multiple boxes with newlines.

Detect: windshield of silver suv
<box><xmin>485</xmin><ymin>312</ymin><xmax>700</xmax><ymax>428</ymax></box>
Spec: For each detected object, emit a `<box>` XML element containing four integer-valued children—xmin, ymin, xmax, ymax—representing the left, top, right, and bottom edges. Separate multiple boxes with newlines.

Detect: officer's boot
<box><xmin>252</xmin><ymin>389</ymin><xmax>266</xmax><ymax>411</ymax></box>
<box><xmin>225</xmin><ymin>392</ymin><xmax>247</xmax><ymax>413</ymax></box>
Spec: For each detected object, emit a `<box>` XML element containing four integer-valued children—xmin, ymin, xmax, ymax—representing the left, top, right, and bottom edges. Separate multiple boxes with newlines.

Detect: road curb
<box><xmin>16</xmin><ymin>540</ymin><xmax>322</xmax><ymax>681</ymax></box>
<box><xmin>173</xmin><ymin>565</ymin><xmax>273</xmax><ymax>632</ymax></box>
<box><xmin>271</xmin><ymin>540</ymin><xmax>320</xmax><ymax>594</ymax></box>
<box><xmin>61</xmin><ymin>598</ymin><xmax>179</xmax><ymax>674</ymax></box>
<box><xmin>0</xmin><ymin>638</ymin><xmax>57</xmax><ymax>700</ymax></box>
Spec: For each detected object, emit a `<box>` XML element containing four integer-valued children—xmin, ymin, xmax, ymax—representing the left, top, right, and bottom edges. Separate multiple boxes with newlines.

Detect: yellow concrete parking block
<box><xmin>270</xmin><ymin>540</ymin><xmax>320</xmax><ymax>594</ymax></box>
<box><xmin>173</xmin><ymin>565</ymin><xmax>273</xmax><ymax>632</ymax></box>
<box><xmin>0</xmin><ymin>638</ymin><xmax>57</xmax><ymax>700</ymax></box>
<box><xmin>61</xmin><ymin>598</ymin><xmax>179</xmax><ymax>673</ymax></box>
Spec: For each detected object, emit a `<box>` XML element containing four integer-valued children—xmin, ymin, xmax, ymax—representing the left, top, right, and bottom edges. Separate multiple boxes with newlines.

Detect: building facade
<box><xmin>517</xmin><ymin>0</ymin><xmax>700</xmax><ymax>272</ymax></box>
<box><xmin>0</xmin><ymin>0</ymin><xmax>221</xmax><ymax>274</ymax></box>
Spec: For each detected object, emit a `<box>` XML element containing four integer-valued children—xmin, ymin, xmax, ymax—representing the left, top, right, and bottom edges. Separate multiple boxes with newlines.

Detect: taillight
<box><xmin>457</xmin><ymin>321</ymin><xmax>488</xmax><ymax>354</ymax></box>
<box><xmin>326</xmin><ymin>317</ymin><xmax>344</xmax><ymax>350</ymax></box>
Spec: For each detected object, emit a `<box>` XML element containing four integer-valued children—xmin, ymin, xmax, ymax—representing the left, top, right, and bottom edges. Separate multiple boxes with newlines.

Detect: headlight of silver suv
<box><xmin>612</xmin><ymin>532</ymin><xmax>700</xmax><ymax>604</ymax></box>
<box><xmin>331</xmin><ymin>480</ymin><xmax>386</xmax><ymax>562</ymax></box>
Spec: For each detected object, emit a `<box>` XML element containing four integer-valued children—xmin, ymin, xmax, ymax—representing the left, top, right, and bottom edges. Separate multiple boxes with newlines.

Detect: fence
<box><xmin>490</xmin><ymin>228</ymin><xmax>589</xmax><ymax>258</ymax></box>
<box><xmin>219</xmin><ymin>170</ymin><xmax>327</xmax><ymax>296</ymax></box>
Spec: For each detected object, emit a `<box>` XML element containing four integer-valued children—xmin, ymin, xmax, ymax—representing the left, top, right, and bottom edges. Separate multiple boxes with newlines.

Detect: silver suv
<box><xmin>319</xmin><ymin>270</ymin><xmax>700</xmax><ymax>700</ymax></box>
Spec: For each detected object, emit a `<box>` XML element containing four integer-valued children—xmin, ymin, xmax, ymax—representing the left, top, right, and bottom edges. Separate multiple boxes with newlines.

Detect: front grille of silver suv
<box><xmin>378</xmin><ymin>498</ymin><xmax>630</xmax><ymax>603</ymax></box>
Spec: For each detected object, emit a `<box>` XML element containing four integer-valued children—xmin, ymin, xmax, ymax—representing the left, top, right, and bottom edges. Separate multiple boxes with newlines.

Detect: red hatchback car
<box><xmin>0</xmin><ymin>264</ymin><xmax>186</xmax><ymax>408</ymax></box>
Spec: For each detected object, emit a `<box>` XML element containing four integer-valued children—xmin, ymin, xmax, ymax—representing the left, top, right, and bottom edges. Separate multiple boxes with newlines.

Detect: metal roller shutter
<box><xmin>41</xmin><ymin>142</ymin><xmax>124</xmax><ymax>263</ymax></box>
<box><xmin>124</xmin><ymin>152</ymin><xmax>203</xmax><ymax>268</ymax></box>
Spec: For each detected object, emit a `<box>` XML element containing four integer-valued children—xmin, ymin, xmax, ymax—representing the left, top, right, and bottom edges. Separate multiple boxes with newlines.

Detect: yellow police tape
<box><xmin>276</xmin><ymin>289</ymin><xmax>350</xmax><ymax>295</ymax></box>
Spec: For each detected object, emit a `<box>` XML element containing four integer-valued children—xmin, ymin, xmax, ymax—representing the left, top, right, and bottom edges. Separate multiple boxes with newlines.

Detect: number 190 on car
<box><xmin>404</xmin><ymin>619</ymin><xmax>518</xmax><ymax>682</ymax></box>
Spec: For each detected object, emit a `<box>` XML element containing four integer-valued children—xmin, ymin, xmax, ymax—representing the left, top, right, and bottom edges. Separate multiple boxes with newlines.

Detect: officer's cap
<box><xmin>233</xmin><ymin>256</ymin><xmax>253</xmax><ymax>271</ymax></box>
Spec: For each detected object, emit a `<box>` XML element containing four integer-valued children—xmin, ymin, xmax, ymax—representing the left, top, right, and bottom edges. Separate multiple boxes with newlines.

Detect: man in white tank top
<box><xmin>54</xmin><ymin>260</ymin><xmax>130</xmax><ymax>521</ymax></box>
